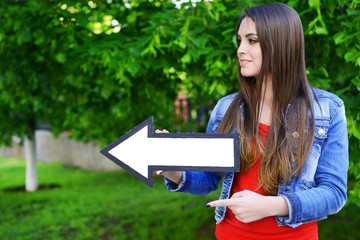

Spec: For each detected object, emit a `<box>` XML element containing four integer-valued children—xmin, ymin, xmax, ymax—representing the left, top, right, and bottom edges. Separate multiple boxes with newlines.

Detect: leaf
<box><xmin>35</xmin><ymin>36</ymin><xmax>44</xmax><ymax>45</ymax></box>
<box><xmin>315</xmin><ymin>27</ymin><xmax>328</xmax><ymax>35</ymax></box>
<box><xmin>127</xmin><ymin>61</ymin><xmax>140</xmax><ymax>76</ymax></box>
<box><xmin>101</xmin><ymin>88</ymin><xmax>112</xmax><ymax>100</ymax></box>
<box><xmin>347</xmin><ymin>8</ymin><xmax>360</xmax><ymax>16</ymax></box>
<box><xmin>345</xmin><ymin>51</ymin><xmax>360</xmax><ymax>63</ymax></box>
<box><xmin>352</xmin><ymin>128</ymin><xmax>360</xmax><ymax>140</ymax></box>
<box><xmin>354</xmin><ymin>165</ymin><xmax>360</xmax><ymax>180</ymax></box>
<box><xmin>308</xmin><ymin>0</ymin><xmax>318</xmax><ymax>8</ymax></box>
<box><xmin>351</xmin><ymin>78</ymin><xmax>360</xmax><ymax>91</ymax></box>
<box><xmin>198</xmin><ymin>47</ymin><xmax>213</xmax><ymax>56</ymax></box>
<box><xmin>154</xmin><ymin>33</ymin><xmax>160</xmax><ymax>46</ymax></box>
<box><xmin>55</xmin><ymin>53</ymin><xmax>67</xmax><ymax>64</ymax></box>
<box><xmin>17</xmin><ymin>29</ymin><xmax>31</xmax><ymax>45</ymax></box>
<box><xmin>181</xmin><ymin>53</ymin><xmax>191</xmax><ymax>64</ymax></box>
<box><xmin>192</xmin><ymin>36</ymin><xmax>208</xmax><ymax>47</ymax></box>
<box><xmin>335</xmin><ymin>86</ymin><xmax>350</xmax><ymax>96</ymax></box>
<box><xmin>177</xmin><ymin>41</ymin><xmax>187</xmax><ymax>49</ymax></box>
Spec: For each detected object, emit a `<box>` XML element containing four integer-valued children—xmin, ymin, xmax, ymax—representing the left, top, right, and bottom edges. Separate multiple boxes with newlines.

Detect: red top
<box><xmin>215</xmin><ymin>123</ymin><xmax>318</xmax><ymax>240</ymax></box>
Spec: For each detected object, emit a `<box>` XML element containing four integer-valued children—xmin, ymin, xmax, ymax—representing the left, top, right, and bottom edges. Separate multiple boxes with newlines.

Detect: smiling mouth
<box><xmin>240</xmin><ymin>60</ymin><xmax>251</xmax><ymax>66</ymax></box>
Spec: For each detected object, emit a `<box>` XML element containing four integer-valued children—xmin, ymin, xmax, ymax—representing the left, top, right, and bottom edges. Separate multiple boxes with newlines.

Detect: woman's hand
<box><xmin>154</xmin><ymin>129</ymin><xmax>183</xmax><ymax>185</ymax></box>
<box><xmin>206</xmin><ymin>190</ymin><xmax>289</xmax><ymax>223</ymax></box>
<box><xmin>156</xmin><ymin>170</ymin><xmax>183</xmax><ymax>185</ymax></box>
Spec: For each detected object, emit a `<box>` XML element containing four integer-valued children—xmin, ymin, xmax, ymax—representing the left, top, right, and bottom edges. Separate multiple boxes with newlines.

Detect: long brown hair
<box><xmin>217</xmin><ymin>3</ymin><xmax>315</xmax><ymax>196</ymax></box>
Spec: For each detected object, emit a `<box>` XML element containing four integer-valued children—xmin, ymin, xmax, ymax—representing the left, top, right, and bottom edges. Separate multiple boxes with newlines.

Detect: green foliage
<box><xmin>0</xmin><ymin>0</ymin><xmax>359</xmax><ymax>206</ymax></box>
<box><xmin>0</xmin><ymin>0</ymin><xmax>181</xmax><ymax>145</ymax></box>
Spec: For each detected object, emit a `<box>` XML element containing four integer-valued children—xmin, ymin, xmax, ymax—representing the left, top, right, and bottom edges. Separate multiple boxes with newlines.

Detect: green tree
<box><xmin>0</xmin><ymin>1</ymin><xmax>71</xmax><ymax>191</ymax></box>
<box><xmin>0</xmin><ymin>0</ymin><xmax>359</xmax><ymax>206</ymax></box>
<box><xmin>0</xmin><ymin>0</ymin><xmax>183</xmax><ymax>190</ymax></box>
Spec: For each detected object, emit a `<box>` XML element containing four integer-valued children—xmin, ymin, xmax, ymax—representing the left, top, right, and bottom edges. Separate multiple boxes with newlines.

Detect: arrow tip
<box><xmin>100</xmin><ymin>117</ymin><xmax>155</xmax><ymax>187</ymax></box>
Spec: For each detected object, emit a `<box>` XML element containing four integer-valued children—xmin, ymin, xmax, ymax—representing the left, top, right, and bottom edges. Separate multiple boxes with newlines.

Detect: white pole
<box><xmin>25</xmin><ymin>136</ymin><xmax>38</xmax><ymax>192</ymax></box>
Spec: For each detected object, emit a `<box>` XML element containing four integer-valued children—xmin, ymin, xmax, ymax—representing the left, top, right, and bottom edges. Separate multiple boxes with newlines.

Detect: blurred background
<box><xmin>0</xmin><ymin>0</ymin><xmax>359</xmax><ymax>239</ymax></box>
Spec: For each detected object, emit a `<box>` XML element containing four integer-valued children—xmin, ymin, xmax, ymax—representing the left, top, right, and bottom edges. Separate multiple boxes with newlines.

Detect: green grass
<box><xmin>0</xmin><ymin>158</ymin><xmax>219</xmax><ymax>240</ymax></box>
<box><xmin>0</xmin><ymin>157</ymin><xmax>359</xmax><ymax>240</ymax></box>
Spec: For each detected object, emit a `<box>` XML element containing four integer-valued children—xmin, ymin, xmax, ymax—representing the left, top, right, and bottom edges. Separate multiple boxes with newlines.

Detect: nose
<box><xmin>237</xmin><ymin>43</ymin><xmax>247</xmax><ymax>56</ymax></box>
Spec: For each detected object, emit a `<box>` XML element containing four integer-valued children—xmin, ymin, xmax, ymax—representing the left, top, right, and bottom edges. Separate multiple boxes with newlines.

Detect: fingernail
<box><xmin>206</xmin><ymin>204</ymin><xmax>211</xmax><ymax>208</ymax></box>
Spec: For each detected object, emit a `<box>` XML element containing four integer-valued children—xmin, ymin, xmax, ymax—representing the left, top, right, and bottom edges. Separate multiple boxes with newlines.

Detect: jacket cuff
<box><xmin>276</xmin><ymin>193</ymin><xmax>303</xmax><ymax>228</ymax></box>
<box><xmin>164</xmin><ymin>171</ymin><xmax>189</xmax><ymax>192</ymax></box>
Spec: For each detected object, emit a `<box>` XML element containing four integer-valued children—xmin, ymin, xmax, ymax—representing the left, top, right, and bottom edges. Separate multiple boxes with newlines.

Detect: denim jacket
<box><xmin>164</xmin><ymin>88</ymin><xmax>349</xmax><ymax>228</ymax></box>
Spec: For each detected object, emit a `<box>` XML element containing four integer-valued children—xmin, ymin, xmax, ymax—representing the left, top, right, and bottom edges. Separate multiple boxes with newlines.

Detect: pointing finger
<box><xmin>206</xmin><ymin>199</ymin><xmax>236</xmax><ymax>208</ymax></box>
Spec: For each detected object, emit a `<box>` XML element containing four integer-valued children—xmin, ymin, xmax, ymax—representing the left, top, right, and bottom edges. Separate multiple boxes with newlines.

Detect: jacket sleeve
<box><xmin>276</xmin><ymin>102</ymin><xmax>349</xmax><ymax>227</ymax></box>
<box><xmin>164</xmin><ymin>171</ymin><xmax>222</xmax><ymax>195</ymax></box>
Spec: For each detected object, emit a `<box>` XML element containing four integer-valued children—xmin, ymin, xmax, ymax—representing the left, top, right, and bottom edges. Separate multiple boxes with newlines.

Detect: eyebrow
<box><xmin>237</xmin><ymin>33</ymin><xmax>258</xmax><ymax>38</ymax></box>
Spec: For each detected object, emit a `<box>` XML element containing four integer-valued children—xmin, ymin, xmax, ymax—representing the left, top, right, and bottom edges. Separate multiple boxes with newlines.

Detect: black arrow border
<box><xmin>100</xmin><ymin>116</ymin><xmax>240</xmax><ymax>187</ymax></box>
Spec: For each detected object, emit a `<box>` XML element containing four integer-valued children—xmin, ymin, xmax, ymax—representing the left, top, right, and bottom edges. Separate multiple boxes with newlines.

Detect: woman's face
<box><xmin>237</xmin><ymin>17</ymin><xmax>263</xmax><ymax>78</ymax></box>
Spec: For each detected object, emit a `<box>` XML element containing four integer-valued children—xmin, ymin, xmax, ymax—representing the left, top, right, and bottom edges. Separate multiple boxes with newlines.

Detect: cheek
<box><xmin>256</xmin><ymin>50</ymin><xmax>263</xmax><ymax>65</ymax></box>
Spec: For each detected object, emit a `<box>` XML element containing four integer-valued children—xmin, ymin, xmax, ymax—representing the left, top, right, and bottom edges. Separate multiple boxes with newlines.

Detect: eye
<box><xmin>236</xmin><ymin>38</ymin><xmax>242</xmax><ymax>45</ymax></box>
<box><xmin>249</xmin><ymin>38</ymin><xmax>258</xmax><ymax>44</ymax></box>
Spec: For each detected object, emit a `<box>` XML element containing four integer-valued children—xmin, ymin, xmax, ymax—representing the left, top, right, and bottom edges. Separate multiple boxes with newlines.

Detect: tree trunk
<box><xmin>25</xmin><ymin>135</ymin><xmax>38</xmax><ymax>192</ymax></box>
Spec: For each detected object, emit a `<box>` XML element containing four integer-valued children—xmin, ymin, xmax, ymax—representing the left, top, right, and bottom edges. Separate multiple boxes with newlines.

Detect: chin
<box><xmin>241</xmin><ymin>72</ymin><xmax>255</xmax><ymax>78</ymax></box>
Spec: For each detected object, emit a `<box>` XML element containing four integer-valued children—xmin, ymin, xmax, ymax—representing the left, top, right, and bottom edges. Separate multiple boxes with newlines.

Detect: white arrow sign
<box><xmin>100</xmin><ymin>117</ymin><xmax>239</xmax><ymax>187</ymax></box>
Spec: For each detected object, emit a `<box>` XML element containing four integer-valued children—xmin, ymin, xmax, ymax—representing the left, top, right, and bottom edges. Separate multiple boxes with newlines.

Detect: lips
<box><xmin>240</xmin><ymin>59</ymin><xmax>251</xmax><ymax>66</ymax></box>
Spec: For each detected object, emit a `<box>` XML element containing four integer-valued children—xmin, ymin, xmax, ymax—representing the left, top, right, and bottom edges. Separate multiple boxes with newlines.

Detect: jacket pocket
<box><xmin>303</xmin><ymin>120</ymin><xmax>329</xmax><ymax>181</ymax></box>
<box><xmin>313</xmin><ymin>120</ymin><xmax>329</xmax><ymax>143</ymax></box>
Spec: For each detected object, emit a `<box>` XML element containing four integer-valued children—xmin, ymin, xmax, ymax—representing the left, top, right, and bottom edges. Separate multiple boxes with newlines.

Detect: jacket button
<box><xmin>318</xmin><ymin>128</ymin><xmax>325</xmax><ymax>136</ymax></box>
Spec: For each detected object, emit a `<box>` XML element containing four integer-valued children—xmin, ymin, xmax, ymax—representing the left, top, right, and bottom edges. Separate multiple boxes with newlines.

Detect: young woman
<box><xmin>156</xmin><ymin>3</ymin><xmax>348</xmax><ymax>239</ymax></box>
